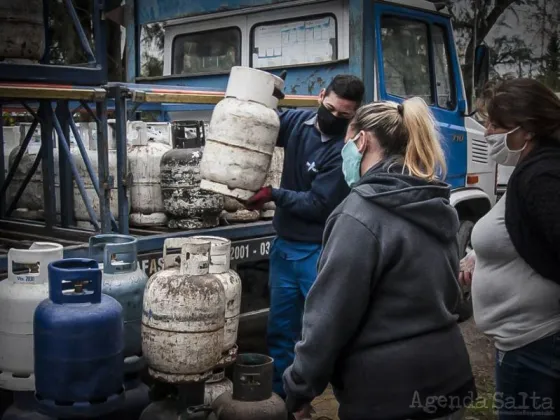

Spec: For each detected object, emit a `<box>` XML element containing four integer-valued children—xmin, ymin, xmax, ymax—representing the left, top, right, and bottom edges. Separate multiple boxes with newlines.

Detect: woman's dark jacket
<box><xmin>283</xmin><ymin>162</ymin><xmax>476</xmax><ymax>420</ymax></box>
<box><xmin>505</xmin><ymin>138</ymin><xmax>560</xmax><ymax>285</ymax></box>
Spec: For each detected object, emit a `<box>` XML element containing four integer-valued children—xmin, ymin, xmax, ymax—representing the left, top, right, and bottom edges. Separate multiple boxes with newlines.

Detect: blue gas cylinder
<box><xmin>33</xmin><ymin>258</ymin><xmax>125</xmax><ymax>418</ymax></box>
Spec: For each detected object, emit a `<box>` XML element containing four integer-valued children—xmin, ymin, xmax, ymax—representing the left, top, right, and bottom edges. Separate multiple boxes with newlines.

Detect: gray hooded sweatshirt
<box><xmin>283</xmin><ymin>161</ymin><xmax>476</xmax><ymax>420</ymax></box>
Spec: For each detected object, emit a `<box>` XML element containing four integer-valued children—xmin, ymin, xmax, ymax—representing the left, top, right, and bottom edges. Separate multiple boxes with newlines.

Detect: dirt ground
<box><xmin>308</xmin><ymin>319</ymin><xmax>498</xmax><ymax>420</ymax></box>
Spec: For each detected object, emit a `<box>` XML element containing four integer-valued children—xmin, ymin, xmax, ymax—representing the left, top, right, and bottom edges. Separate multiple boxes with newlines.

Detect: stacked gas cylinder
<box><xmin>0</xmin><ymin>235</ymin><xmax>150</xmax><ymax>420</ymax></box>
<box><xmin>3</xmin><ymin>120</ymin><xmax>173</xmax><ymax>229</ymax></box>
<box><xmin>140</xmin><ymin>236</ymin><xmax>240</xmax><ymax>417</ymax></box>
<box><xmin>140</xmin><ymin>236</ymin><xmax>286</xmax><ymax>419</ymax></box>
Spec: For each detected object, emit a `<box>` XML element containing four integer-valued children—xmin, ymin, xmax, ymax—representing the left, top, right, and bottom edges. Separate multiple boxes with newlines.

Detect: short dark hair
<box><xmin>324</xmin><ymin>74</ymin><xmax>365</xmax><ymax>105</ymax></box>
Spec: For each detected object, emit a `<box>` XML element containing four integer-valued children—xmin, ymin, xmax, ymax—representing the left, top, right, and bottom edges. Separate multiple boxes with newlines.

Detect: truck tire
<box><xmin>456</xmin><ymin>220</ymin><xmax>474</xmax><ymax>322</ymax></box>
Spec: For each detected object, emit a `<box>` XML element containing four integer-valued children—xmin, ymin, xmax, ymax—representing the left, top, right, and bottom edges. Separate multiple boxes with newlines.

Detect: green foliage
<box><xmin>537</xmin><ymin>31</ymin><xmax>560</xmax><ymax>90</ymax></box>
<box><xmin>140</xmin><ymin>23</ymin><xmax>165</xmax><ymax>77</ymax></box>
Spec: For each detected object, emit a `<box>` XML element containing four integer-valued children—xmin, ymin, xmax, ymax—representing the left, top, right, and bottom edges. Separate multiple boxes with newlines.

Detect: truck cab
<box><xmin>131</xmin><ymin>0</ymin><xmax>496</xmax><ymax>319</ymax></box>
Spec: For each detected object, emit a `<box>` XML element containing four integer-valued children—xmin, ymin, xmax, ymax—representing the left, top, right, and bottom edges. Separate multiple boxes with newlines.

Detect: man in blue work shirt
<box><xmin>246</xmin><ymin>74</ymin><xmax>365</xmax><ymax>398</ymax></box>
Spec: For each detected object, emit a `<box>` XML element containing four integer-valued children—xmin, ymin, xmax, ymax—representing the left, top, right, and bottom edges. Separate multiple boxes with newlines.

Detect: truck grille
<box><xmin>471</xmin><ymin>138</ymin><xmax>488</xmax><ymax>164</ymax></box>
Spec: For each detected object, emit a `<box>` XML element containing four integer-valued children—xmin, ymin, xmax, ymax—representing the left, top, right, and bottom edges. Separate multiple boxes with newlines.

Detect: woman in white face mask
<box><xmin>460</xmin><ymin>78</ymin><xmax>560</xmax><ymax>420</ymax></box>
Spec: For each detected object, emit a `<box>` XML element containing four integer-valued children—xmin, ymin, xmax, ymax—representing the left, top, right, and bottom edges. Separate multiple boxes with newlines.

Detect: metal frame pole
<box><xmin>39</xmin><ymin>101</ymin><xmax>56</xmax><ymax>230</ymax></box>
<box><xmin>56</xmin><ymin>101</ymin><xmax>75</xmax><ymax>227</ymax></box>
<box><xmin>114</xmin><ymin>86</ymin><xmax>130</xmax><ymax>234</ymax></box>
<box><xmin>0</xmin><ymin>104</ymin><xmax>5</xmax><ymax>217</ymax></box>
<box><xmin>96</xmin><ymin>100</ymin><xmax>112</xmax><ymax>233</ymax></box>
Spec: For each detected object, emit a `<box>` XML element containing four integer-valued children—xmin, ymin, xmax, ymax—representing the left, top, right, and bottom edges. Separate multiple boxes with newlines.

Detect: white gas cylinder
<box><xmin>3</xmin><ymin>126</ymin><xmax>19</xmax><ymax>176</ymax></box>
<box><xmin>73</xmin><ymin>127</ymin><xmax>129</xmax><ymax>229</ymax></box>
<box><xmin>204</xmin><ymin>369</ymin><xmax>233</xmax><ymax>406</ymax></box>
<box><xmin>199</xmin><ymin>66</ymin><xmax>282</xmax><ymax>200</ymax></box>
<box><xmin>7</xmin><ymin>125</ymin><xmax>61</xmax><ymax>221</ymax></box>
<box><xmin>0</xmin><ymin>242</ymin><xmax>64</xmax><ymax>391</ymax></box>
<box><xmin>141</xmin><ymin>238</ymin><xmax>226</xmax><ymax>383</ymax></box>
<box><xmin>145</xmin><ymin>122</ymin><xmax>173</xmax><ymax>146</ymax></box>
<box><xmin>128</xmin><ymin>121</ymin><xmax>171</xmax><ymax>226</ymax></box>
<box><xmin>192</xmin><ymin>236</ymin><xmax>242</xmax><ymax>357</ymax></box>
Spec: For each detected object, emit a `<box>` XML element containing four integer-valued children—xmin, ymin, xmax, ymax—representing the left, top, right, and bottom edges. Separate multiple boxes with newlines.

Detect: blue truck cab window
<box><xmin>376</xmin><ymin>3</ymin><xmax>467</xmax><ymax>189</ymax></box>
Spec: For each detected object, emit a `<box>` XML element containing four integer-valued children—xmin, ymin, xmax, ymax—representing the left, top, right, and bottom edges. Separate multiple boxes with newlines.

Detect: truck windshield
<box><xmin>380</xmin><ymin>15</ymin><xmax>455</xmax><ymax>110</ymax></box>
<box><xmin>172</xmin><ymin>27</ymin><xmax>241</xmax><ymax>75</ymax></box>
<box><xmin>381</xmin><ymin>16</ymin><xmax>431</xmax><ymax>102</ymax></box>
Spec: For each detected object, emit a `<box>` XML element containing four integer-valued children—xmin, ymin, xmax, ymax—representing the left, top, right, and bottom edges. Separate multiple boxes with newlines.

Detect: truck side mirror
<box><xmin>458</xmin><ymin>99</ymin><xmax>467</xmax><ymax>115</ymax></box>
<box><xmin>474</xmin><ymin>44</ymin><xmax>490</xmax><ymax>92</ymax></box>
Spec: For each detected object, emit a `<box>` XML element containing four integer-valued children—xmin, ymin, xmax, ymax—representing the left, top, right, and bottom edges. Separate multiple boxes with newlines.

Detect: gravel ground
<box><xmin>306</xmin><ymin>319</ymin><xmax>498</xmax><ymax>420</ymax></box>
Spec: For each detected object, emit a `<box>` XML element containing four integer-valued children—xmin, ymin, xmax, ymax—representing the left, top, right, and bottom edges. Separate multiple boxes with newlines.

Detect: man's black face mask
<box><xmin>316</xmin><ymin>103</ymin><xmax>350</xmax><ymax>137</ymax></box>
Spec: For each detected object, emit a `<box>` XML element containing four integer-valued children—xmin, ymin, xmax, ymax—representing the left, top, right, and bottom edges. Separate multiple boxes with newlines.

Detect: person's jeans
<box><xmin>495</xmin><ymin>332</ymin><xmax>560</xmax><ymax>419</ymax></box>
<box><xmin>266</xmin><ymin>237</ymin><xmax>321</xmax><ymax>399</ymax></box>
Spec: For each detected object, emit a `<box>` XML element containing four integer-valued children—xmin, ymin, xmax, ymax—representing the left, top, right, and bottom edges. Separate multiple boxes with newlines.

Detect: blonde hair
<box><xmin>349</xmin><ymin>97</ymin><xmax>447</xmax><ymax>181</ymax></box>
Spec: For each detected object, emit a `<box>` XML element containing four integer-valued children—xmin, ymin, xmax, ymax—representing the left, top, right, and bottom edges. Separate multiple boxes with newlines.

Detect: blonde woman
<box><xmin>283</xmin><ymin>98</ymin><xmax>476</xmax><ymax>420</ymax></box>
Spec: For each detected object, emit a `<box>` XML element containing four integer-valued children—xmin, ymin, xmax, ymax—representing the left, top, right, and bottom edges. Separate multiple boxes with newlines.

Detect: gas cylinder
<box><xmin>101</xmin><ymin>378</ymin><xmax>150</xmax><ymax>420</ymax></box>
<box><xmin>219</xmin><ymin>197</ymin><xmax>258</xmax><ymax>224</ymax></box>
<box><xmin>0</xmin><ymin>390</ymin><xmax>13</xmax><ymax>419</ymax></box>
<box><xmin>204</xmin><ymin>370</ymin><xmax>233</xmax><ymax>406</ymax></box>
<box><xmin>88</xmin><ymin>234</ymin><xmax>148</xmax><ymax>374</ymax></box>
<box><xmin>3</xmin><ymin>126</ymin><xmax>19</xmax><ymax>176</ymax></box>
<box><xmin>160</xmin><ymin>147</ymin><xmax>224</xmax><ymax>229</ymax></box>
<box><xmin>261</xmin><ymin>147</ymin><xmax>284</xmax><ymax>219</ymax></box>
<box><xmin>1</xmin><ymin>392</ymin><xmax>51</xmax><ymax>420</ymax></box>
<box><xmin>7</xmin><ymin>127</ymin><xmax>60</xmax><ymax>221</ymax></box>
<box><xmin>139</xmin><ymin>383</ymin><xmax>211</xmax><ymax>420</ymax></box>
<box><xmin>191</xmin><ymin>236</ymin><xmax>241</xmax><ymax>363</ymax></box>
<box><xmin>73</xmin><ymin>128</ymin><xmax>129</xmax><ymax>229</ymax></box>
<box><xmin>145</xmin><ymin>122</ymin><xmax>173</xmax><ymax>146</ymax></box>
<box><xmin>142</xmin><ymin>238</ymin><xmax>226</xmax><ymax>384</ymax></box>
<box><xmin>199</xmin><ymin>66</ymin><xmax>283</xmax><ymax>200</ymax></box>
<box><xmin>33</xmin><ymin>258</ymin><xmax>125</xmax><ymax>418</ymax></box>
<box><xmin>0</xmin><ymin>1</ymin><xmax>45</xmax><ymax>60</ymax></box>
<box><xmin>220</xmin><ymin>209</ymin><xmax>260</xmax><ymax>224</ymax></box>
<box><xmin>2</xmin><ymin>386</ymin><xmax>150</xmax><ymax>420</ymax></box>
<box><xmin>0</xmin><ymin>242</ymin><xmax>63</xmax><ymax>392</ymax></box>
<box><xmin>128</xmin><ymin>121</ymin><xmax>171</xmax><ymax>227</ymax></box>
<box><xmin>212</xmin><ymin>354</ymin><xmax>287</xmax><ymax>420</ymax></box>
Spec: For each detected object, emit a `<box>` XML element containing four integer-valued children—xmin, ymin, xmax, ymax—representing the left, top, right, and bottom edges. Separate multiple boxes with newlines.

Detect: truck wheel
<box><xmin>456</xmin><ymin>220</ymin><xmax>474</xmax><ymax>322</ymax></box>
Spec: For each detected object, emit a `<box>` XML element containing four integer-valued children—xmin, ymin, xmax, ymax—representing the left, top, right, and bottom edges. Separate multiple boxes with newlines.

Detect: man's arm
<box><xmin>283</xmin><ymin>212</ymin><xmax>380</xmax><ymax>412</ymax></box>
<box><xmin>271</xmin><ymin>154</ymin><xmax>350</xmax><ymax>222</ymax></box>
<box><xmin>276</xmin><ymin>109</ymin><xmax>301</xmax><ymax>148</ymax></box>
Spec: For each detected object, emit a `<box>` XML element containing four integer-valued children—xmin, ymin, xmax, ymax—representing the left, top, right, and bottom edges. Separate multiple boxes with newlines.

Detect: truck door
<box><xmin>374</xmin><ymin>3</ymin><xmax>467</xmax><ymax>189</ymax></box>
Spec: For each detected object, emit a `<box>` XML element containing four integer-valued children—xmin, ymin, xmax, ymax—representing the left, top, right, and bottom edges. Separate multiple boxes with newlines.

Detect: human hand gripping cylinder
<box><xmin>199</xmin><ymin>66</ymin><xmax>285</xmax><ymax>200</ymax></box>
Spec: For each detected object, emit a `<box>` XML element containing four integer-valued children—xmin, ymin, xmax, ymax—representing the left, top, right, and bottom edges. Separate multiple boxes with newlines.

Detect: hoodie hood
<box><xmin>353</xmin><ymin>159</ymin><xmax>459</xmax><ymax>243</ymax></box>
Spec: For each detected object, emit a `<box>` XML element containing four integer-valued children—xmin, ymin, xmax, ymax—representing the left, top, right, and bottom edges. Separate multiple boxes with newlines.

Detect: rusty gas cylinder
<box><xmin>212</xmin><ymin>354</ymin><xmax>287</xmax><ymax>420</ymax></box>
<box><xmin>160</xmin><ymin>147</ymin><xmax>224</xmax><ymax>229</ymax></box>
<box><xmin>199</xmin><ymin>67</ymin><xmax>284</xmax><ymax>201</ymax></box>
<box><xmin>141</xmin><ymin>238</ymin><xmax>226</xmax><ymax>384</ymax></box>
<box><xmin>0</xmin><ymin>0</ymin><xmax>45</xmax><ymax>60</ymax></box>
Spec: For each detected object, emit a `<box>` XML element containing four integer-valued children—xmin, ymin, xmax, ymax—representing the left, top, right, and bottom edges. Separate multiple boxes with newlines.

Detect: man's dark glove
<box><xmin>245</xmin><ymin>186</ymin><xmax>273</xmax><ymax>210</ymax></box>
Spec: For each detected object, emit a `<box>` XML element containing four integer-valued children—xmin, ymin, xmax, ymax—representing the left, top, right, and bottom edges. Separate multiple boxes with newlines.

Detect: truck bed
<box><xmin>0</xmin><ymin>218</ymin><xmax>275</xmax><ymax>340</ymax></box>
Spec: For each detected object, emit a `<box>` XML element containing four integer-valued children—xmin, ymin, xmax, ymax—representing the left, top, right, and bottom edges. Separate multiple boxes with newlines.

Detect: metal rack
<box><xmin>0</xmin><ymin>84</ymin><xmax>111</xmax><ymax>233</ymax></box>
<box><xmin>0</xmin><ymin>0</ymin><xmax>113</xmax><ymax>241</ymax></box>
<box><xmin>0</xmin><ymin>0</ymin><xmax>107</xmax><ymax>85</ymax></box>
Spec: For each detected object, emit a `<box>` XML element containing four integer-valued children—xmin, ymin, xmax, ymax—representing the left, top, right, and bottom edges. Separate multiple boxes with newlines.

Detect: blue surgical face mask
<box><xmin>341</xmin><ymin>133</ymin><xmax>363</xmax><ymax>188</ymax></box>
